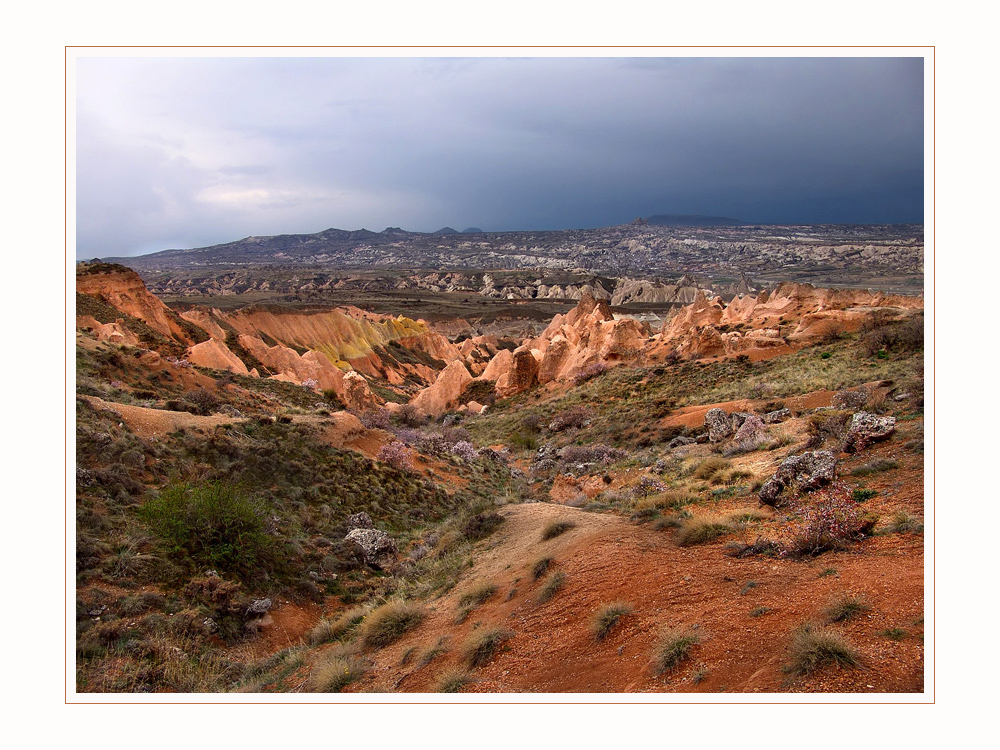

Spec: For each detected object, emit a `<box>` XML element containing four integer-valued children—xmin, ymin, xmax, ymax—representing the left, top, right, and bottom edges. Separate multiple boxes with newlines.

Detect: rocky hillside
<box><xmin>74</xmin><ymin>260</ymin><xmax>924</xmax><ymax>695</ymax></box>
<box><xmin>102</xmin><ymin>222</ymin><xmax>923</xmax><ymax>293</ymax></box>
<box><xmin>404</xmin><ymin>283</ymin><xmax>923</xmax><ymax>417</ymax></box>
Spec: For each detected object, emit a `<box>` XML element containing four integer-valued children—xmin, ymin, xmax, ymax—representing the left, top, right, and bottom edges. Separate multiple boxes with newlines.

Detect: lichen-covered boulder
<box><xmin>732</xmin><ymin>414</ymin><xmax>767</xmax><ymax>451</ymax></box>
<box><xmin>833</xmin><ymin>389</ymin><xmax>869</xmax><ymax>410</ymax></box>
<box><xmin>246</xmin><ymin>598</ymin><xmax>272</xmax><ymax>615</ymax></box>
<box><xmin>345</xmin><ymin>512</ymin><xmax>374</xmax><ymax>531</ymax></box>
<box><xmin>764</xmin><ymin>407</ymin><xmax>792</xmax><ymax>424</ymax></box>
<box><xmin>843</xmin><ymin>412</ymin><xmax>897</xmax><ymax>453</ymax></box>
<box><xmin>759</xmin><ymin>450</ymin><xmax>837</xmax><ymax>506</ymax></box>
<box><xmin>344</xmin><ymin>528</ymin><xmax>398</xmax><ymax>569</ymax></box>
<box><xmin>705</xmin><ymin>408</ymin><xmax>734</xmax><ymax>443</ymax></box>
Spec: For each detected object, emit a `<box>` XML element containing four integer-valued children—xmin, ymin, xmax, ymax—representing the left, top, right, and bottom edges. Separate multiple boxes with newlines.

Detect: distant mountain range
<box><xmin>644</xmin><ymin>214</ymin><xmax>744</xmax><ymax>227</ymax></box>
<box><xmin>98</xmin><ymin>221</ymin><xmax>923</xmax><ymax>295</ymax></box>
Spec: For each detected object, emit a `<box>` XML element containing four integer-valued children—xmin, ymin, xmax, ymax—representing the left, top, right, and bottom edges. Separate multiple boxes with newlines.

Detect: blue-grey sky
<box><xmin>76</xmin><ymin>56</ymin><xmax>924</xmax><ymax>258</ymax></box>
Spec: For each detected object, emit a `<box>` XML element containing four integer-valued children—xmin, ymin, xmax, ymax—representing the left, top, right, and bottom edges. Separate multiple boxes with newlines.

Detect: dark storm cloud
<box><xmin>75</xmin><ymin>56</ymin><xmax>924</xmax><ymax>257</ymax></box>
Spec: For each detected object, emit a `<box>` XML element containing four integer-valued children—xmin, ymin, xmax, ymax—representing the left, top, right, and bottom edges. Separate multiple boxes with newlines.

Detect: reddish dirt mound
<box><xmin>337</xmin><ymin>502</ymin><xmax>922</xmax><ymax>694</ymax></box>
<box><xmin>80</xmin><ymin>395</ymin><xmax>244</xmax><ymax>439</ymax></box>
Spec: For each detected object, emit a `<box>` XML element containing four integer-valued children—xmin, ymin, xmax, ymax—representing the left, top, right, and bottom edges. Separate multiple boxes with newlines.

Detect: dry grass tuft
<box><xmin>784</xmin><ymin>624</ymin><xmax>860</xmax><ymax>675</ymax></box>
<box><xmin>651</xmin><ymin>626</ymin><xmax>699</xmax><ymax>674</ymax></box>
<box><xmin>537</xmin><ymin>571</ymin><xmax>566</xmax><ymax>603</ymax></box>
<box><xmin>675</xmin><ymin>516</ymin><xmax>733</xmax><ymax>547</ymax></box>
<box><xmin>308</xmin><ymin>605</ymin><xmax>369</xmax><ymax>645</ymax></box>
<box><xmin>531</xmin><ymin>556</ymin><xmax>555</xmax><ymax>580</ymax></box>
<box><xmin>436</xmin><ymin>668</ymin><xmax>474</xmax><ymax>693</ymax></box>
<box><xmin>309</xmin><ymin>644</ymin><xmax>370</xmax><ymax>692</ymax></box>
<box><xmin>591</xmin><ymin>601</ymin><xmax>634</xmax><ymax>641</ymax></box>
<box><xmin>462</xmin><ymin>627</ymin><xmax>514</xmax><ymax>668</ymax></box>
<box><xmin>825</xmin><ymin>596</ymin><xmax>872</xmax><ymax>623</ymax></box>
<box><xmin>358</xmin><ymin>601</ymin><xmax>425</xmax><ymax>649</ymax></box>
<box><xmin>635</xmin><ymin>488</ymin><xmax>697</xmax><ymax>511</ymax></box>
<box><xmin>541</xmin><ymin>520</ymin><xmax>577</xmax><ymax>541</ymax></box>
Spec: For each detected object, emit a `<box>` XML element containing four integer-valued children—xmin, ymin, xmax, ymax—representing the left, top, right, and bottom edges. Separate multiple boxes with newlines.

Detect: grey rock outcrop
<box><xmin>764</xmin><ymin>408</ymin><xmax>792</xmax><ymax>423</ymax></box>
<box><xmin>705</xmin><ymin>408</ymin><xmax>734</xmax><ymax>442</ymax></box>
<box><xmin>667</xmin><ymin>435</ymin><xmax>695</xmax><ymax>450</ymax></box>
<box><xmin>759</xmin><ymin>450</ymin><xmax>837</xmax><ymax>506</ymax></box>
<box><xmin>843</xmin><ymin>412</ymin><xmax>897</xmax><ymax>453</ymax></box>
<box><xmin>345</xmin><ymin>512</ymin><xmax>374</xmax><ymax>531</ymax></box>
<box><xmin>732</xmin><ymin>414</ymin><xmax>767</xmax><ymax>450</ymax></box>
<box><xmin>247</xmin><ymin>598</ymin><xmax>272</xmax><ymax>615</ymax></box>
<box><xmin>344</xmin><ymin>528</ymin><xmax>398</xmax><ymax>568</ymax></box>
<box><xmin>833</xmin><ymin>389</ymin><xmax>869</xmax><ymax>410</ymax></box>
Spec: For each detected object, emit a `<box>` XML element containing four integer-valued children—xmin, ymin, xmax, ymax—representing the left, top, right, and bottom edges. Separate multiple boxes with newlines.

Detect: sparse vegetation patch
<box><xmin>463</xmin><ymin>627</ymin><xmax>514</xmax><ymax>668</ymax></box>
<box><xmin>591</xmin><ymin>602</ymin><xmax>634</xmax><ymax>641</ymax></box>
<box><xmin>541</xmin><ymin>520</ymin><xmax>577</xmax><ymax>541</ymax></box>
<box><xmin>785</xmin><ymin>624</ymin><xmax>860</xmax><ymax>675</ymax></box>
<box><xmin>651</xmin><ymin>626</ymin><xmax>699</xmax><ymax>674</ymax></box>
<box><xmin>359</xmin><ymin>601</ymin><xmax>425</xmax><ymax>649</ymax></box>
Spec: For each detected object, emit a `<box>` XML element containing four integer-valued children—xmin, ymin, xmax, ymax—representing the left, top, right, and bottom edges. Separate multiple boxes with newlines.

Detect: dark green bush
<box><xmin>140</xmin><ymin>482</ymin><xmax>279</xmax><ymax>579</ymax></box>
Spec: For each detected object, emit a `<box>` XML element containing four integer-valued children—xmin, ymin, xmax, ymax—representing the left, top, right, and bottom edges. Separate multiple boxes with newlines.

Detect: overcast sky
<box><xmin>75</xmin><ymin>56</ymin><xmax>924</xmax><ymax>258</ymax></box>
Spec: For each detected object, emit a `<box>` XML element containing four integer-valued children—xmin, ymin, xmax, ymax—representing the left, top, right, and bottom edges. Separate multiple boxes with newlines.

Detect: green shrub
<box><xmin>651</xmin><ymin>627</ymin><xmax>699</xmax><ymax>673</ymax></box>
<box><xmin>591</xmin><ymin>602</ymin><xmax>634</xmax><ymax>641</ymax></box>
<box><xmin>359</xmin><ymin>601</ymin><xmax>425</xmax><ymax>649</ymax></box>
<box><xmin>851</xmin><ymin>488</ymin><xmax>878</xmax><ymax>503</ymax></box>
<box><xmin>784</xmin><ymin>624</ymin><xmax>860</xmax><ymax>675</ymax></box>
<box><xmin>139</xmin><ymin>482</ymin><xmax>278</xmax><ymax>579</ymax></box>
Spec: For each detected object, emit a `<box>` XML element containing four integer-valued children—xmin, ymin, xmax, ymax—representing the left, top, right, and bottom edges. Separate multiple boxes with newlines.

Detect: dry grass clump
<box><xmin>882</xmin><ymin>511</ymin><xmax>924</xmax><ymax>534</ymax></box>
<box><xmin>419</xmin><ymin>638</ymin><xmax>450</xmax><ymax>667</ymax></box>
<box><xmin>591</xmin><ymin>601</ymin><xmax>634</xmax><ymax>641</ymax></box>
<box><xmin>726</xmin><ymin>508</ymin><xmax>771</xmax><ymax>524</ymax></box>
<box><xmin>651</xmin><ymin>626</ymin><xmax>699</xmax><ymax>674</ymax></box>
<box><xmin>537</xmin><ymin>571</ymin><xmax>566</xmax><ymax>603</ymax></box>
<box><xmin>675</xmin><ymin>516</ymin><xmax>734</xmax><ymax>547</ymax></box>
<box><xmin>784</xmin><ymin>624</ymin><xmax>860</xmax><ymax>675</ymax></box>
<box><xmin>309</xmin><ymin>645</ymin><xmax>371</xmax><ymax>692</ymax></box>
<box><xmin>458</xmin><ymin>582</ymin><xmax>498</xmax><ymax>609</ymax></box>
<box><xmin>541</xmin><ymin>520</ymin><xmax>577</xmax><ymax>541</ymax></box>
<box><xmin>462</xmin><ymin>627</ymin><xmax>515</xmax><ymax>668</ymax></box>
<box><xmin>462</xmin><ymin>511</ymin><xmax>505</xmax><ymax>541</ymax></box>
<box><xmin>635</xmin><ymin>488</ymin><xmax>697</xmax><ymax>511</ymax></box>
<box><xmin>850</xmin><ymin>459</ymin><xmax>899</xmax><ymax>477</ymax></box>
<box><xmin>455</xmin><ymin>582</ymin><xmax>498</xmax><ymax>624</ymax></box>
<box><xmin>825</xmin><ymin>596</ymin><xmax>872</xmax><ymax>623</ymax></box>
<box><xmin>308</xmin><ymin>604</ymin><xmax>369</xmax><ymax>645</ymax></box>
<box><xmin>531</xmin><ymin>556</ymin><xmax>555</xmax><ymax>580</ymax></box>
<box><xmin>436</xmin><ymin>668</ymin><xmax>474</xmax><ymax>693</ymax></box>
<box><xmin>359</xmin><ymin>601</ymin><xmax>425</xmax><ymax>649</ymax></box>
<box><xmin>693</xmin><ymin>456</ymin><xmax>732</xmax><ymax>481</ymax></box>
